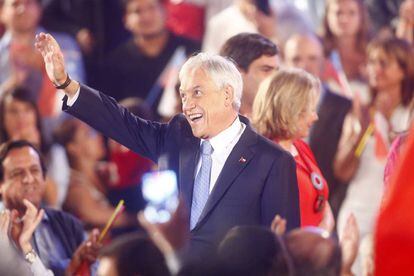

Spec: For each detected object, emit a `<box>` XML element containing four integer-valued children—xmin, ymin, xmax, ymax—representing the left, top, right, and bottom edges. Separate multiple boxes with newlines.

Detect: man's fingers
<box><xmin>271</xmin><ymin>214</ymin><xmax>286</xmax><ymax>235</ymax></box>
<box><xmin>89</xmin><ymin>228</ymin><xmax>100</xmax><ymax>243</ymax></box>
<box><xmin>22</xmin><ymin>199</ymin><xmax>37</xmax><ymax>219</ymax></box>
<box><xmin>271</xmin><ymin>214</ymin><xmax>281</xmax><ymax>231</ymax></box>
<box><xmin>22</xmin><ymin>199</ymin><xmax>36</xmax><ymax>211</ymax></box>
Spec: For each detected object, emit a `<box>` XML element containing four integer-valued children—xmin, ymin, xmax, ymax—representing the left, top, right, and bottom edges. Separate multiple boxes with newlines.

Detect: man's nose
<box><xmin>182</xmin><ymin>98</ymin><xmax>195</xmax><ymax>111</ymax></box>
<box><xmin>22</xmin><ymin>171</ymin><xmax>35</xmax><ymax>184</ymax></box>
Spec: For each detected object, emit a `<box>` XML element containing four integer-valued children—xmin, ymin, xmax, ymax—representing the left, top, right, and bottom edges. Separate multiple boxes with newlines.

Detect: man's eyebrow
<box><xmin>180</xmin><ymin>85</ymin><xmax>201</xmax><ymax>92</ymax></box>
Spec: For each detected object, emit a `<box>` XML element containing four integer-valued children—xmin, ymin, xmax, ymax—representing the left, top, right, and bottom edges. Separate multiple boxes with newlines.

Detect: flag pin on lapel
<box><xmin>239</xmin><ymin>157</ymin><xmax>246</xmax><ymax>163</ymax></box>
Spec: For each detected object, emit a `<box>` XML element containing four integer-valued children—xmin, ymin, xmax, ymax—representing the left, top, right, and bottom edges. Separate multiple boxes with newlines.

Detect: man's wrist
<box><xmin>20</xmin><ymin>242</ymin><xmax>33</xmax><ymax>255</ymax></box>
<box><xmin>66</xmin><ymin>80</ymin><xmax>81</xmax><ymax>99</ymax></box>
<box><xmin>54</xmin><ymin>74</ymin><xmax>72</xmax><ymax>89</ymax></box>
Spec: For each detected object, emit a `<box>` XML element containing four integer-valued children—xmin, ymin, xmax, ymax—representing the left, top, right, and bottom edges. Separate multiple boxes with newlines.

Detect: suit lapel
<box><xmin>179</xmin><ymin>134</ymin><xmax>199</xmax><ymax>214</ymax></box>
<box><xmin>194</xmin><ymin>126</ymin><xmax>258</xmax><ymax>229</ymax></box>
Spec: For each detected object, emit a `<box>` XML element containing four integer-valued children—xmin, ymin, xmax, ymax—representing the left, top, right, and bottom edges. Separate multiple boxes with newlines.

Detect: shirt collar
<box><xmin>205</xmin><ymin>116</ymin><xmax>242</xmax><ymax>154</ymax></box>
<box><xmin>41</xmin><ymin>210</ymin><xmax>49</xmax><ymax>222</ymax></box>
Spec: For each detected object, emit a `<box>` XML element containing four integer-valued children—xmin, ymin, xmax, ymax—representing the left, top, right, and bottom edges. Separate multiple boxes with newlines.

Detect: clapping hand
<box><xmin>340</xmin><ymin>213</ymin><xmax>359</xmax><ymax>276</ymax></box>
<box><xmin>18</xmin><ymin>199</ymin><xmax>45</xmax><ymax>254</ymax></box>
<box><xmin>0</xmin><ymin>199</ymin><xmax>44</xmax><ymax>254</ymax></box>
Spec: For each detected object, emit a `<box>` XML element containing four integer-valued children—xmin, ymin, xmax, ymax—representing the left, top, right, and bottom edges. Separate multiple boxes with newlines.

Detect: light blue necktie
<box><xmin>190</xmin><ymin>140</ymin><xmax>213</xmax><ymax>230</ymax></box>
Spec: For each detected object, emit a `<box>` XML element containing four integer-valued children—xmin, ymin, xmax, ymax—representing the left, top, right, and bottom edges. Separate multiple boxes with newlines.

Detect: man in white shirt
<box><xmin>35</xmin><ymin>32</ymin><xmax>300</xmax><ymax>261</ymax></box>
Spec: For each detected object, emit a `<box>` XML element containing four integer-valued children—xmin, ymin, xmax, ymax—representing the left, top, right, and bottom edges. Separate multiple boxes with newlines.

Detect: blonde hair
<box><xmin>252</xmin><ymin>68</ymin><xmax>320</xmax><ymax>140</ymax></box>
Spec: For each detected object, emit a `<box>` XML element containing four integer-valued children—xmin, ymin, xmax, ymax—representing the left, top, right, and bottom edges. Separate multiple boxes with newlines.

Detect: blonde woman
<box><xmin>253</xmin><ymin>69</ymin><xmax>334</xmax><ymax>232</ymax></box>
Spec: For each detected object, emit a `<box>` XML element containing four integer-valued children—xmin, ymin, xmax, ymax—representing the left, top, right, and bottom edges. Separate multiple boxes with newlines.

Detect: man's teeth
<box><xmin>189</xmin><ymin>114</ymin><xmax>202</xmax><ymax>121</ymax></box>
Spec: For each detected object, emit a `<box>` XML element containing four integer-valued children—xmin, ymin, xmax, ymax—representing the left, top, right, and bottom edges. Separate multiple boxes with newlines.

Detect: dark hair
<box><xmin>367</xmin><ymin>37</ymin><xmax>414</xmax><ymax>107</ymax></box>
<box><xmin>220</xmin><ymin>33</ymin><xmax>279</xmax><ymax>72</ymax></box>
<box><xmin>99</xmin><ymin>233</ymin><xmax>170</xmax><ymax>276</ymax></box>
<box><xmin>321</xmin><ymin>0</ymin><xmax>371</xmax><ymax>56</ymax></box>
<box><xmin>218</xmin><ymin>226</ymin><xmax>292</xmax><ymax>276</ymax></box>
<box><xmin>0</xmin><ymin>87</ymin><xmax>49</xmax><ymax>154</ymax></box>
<box><xmin>121</xmin><ymin>0</ymin><xmax>162</xmax><ymax>13</ymax></box>
<box><xmin>0</xmin><ymin>140</ymin><xmax>47</xmax><ymax>181</ymax></box>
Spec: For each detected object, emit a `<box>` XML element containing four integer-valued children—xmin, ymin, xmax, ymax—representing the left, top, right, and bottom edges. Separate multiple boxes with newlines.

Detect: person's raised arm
<box><xmin>34</xmin><ymin>32</ymin><xmax>80</xmax><ymax>99</ymax></box>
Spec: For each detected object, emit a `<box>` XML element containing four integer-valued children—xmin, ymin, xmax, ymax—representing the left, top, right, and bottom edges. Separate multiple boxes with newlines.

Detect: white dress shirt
<box><xmin>196</xmin><ymin>117</ymin><xmax>246</xmax><ymax>193</ymax></box>
<box><xmin>66</xmin><ymin>87</ymin><xmax>80</xmax><ymax>106</ymax></box>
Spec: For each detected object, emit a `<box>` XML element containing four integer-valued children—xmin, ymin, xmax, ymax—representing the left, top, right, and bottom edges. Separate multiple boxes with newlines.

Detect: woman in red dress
<box><xmin>252</xmin><ymin>68</ymin><xmax>334</xmax><ymax>232</ymax></box>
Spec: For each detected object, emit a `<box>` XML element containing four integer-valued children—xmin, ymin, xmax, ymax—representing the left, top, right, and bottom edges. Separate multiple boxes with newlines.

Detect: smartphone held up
<box><xmin>142</xmin><ymin>170</ymin><xmax>179</xmax><ymax>224</ymax></box>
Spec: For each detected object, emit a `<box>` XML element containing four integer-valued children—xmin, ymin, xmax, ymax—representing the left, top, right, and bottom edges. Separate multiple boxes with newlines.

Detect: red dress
<box><xmin>293</xmin><ymin>139</ymin><xmax>329</xmax><ymax>227</ymax></box>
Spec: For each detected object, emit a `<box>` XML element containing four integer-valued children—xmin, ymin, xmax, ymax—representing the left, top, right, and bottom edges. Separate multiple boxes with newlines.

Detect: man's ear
<box><xmin>224</xmin><ymin>85</ymin><xmax>235</xmax><ymax>107</ymax></box>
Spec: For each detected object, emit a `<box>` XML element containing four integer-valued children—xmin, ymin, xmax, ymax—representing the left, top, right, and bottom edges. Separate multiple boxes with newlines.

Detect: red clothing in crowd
<box><xmin>164</xmin><ymin>1</ymin><xmax>205</xmax><ymax>41</ymax></box>
<box><xmin>375</xmin><ymin>126</ymin><xmax>414</xmax><ymax>275</ymax></box>
<box><xmin>293</xmin><ymin>139</ymin><xmax>329</xmax><ymax>227</ymax></box>
<box><xmin>110</xmin><ymin>147</ymin><xmax>154</xmax><ymax>189</ymax></box>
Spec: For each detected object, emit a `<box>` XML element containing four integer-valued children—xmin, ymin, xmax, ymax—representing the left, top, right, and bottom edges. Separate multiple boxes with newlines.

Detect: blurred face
<box><xmin>0</xmin><ymin>146</ymin><xmax>45</xmax><ymax>214</ymax></box>
<box><xmin>71</xmin><ymin>123</ymin><xmax>105</xmax><ymax>161</ymax></box>
<box><xmin>367</xmin><ymin>48</ymin><xmax>404</xmax><ymax>92</ymax></box>
<box><xmin>124</xmin><ymin>0</ymin><xmax>165</xmax><ymax>39</ymax></box>
<box><xmin>97</xmin><ymin>257</ymin><xmax>118</xmax><ymax>276</ymax></box>
<box><xmin>242</xmin><ymin>54</ymin><xmax>278</xmax><ymax>105</ymax></box>
<box><xmin>4</xmin><ymin>97</ymin><xmax>38</xmax><ymax>140</ymax></box>
<box><xmin>284</xmin><ymin>36</ymin><xmax>324</xmax><ymax>78</ymax></box>
<box><xmin>180</xmin><ymin>68</ymin><xmax>236</xmax><ymax>139</ymax></box>
<box><xmin>0</xmin><ymin>0</ymin><xmax>41</xmax><ymax>33</ymax></box>
<box><xmin>327</xmin><ymin>0</ymin><xmax>361</xmax><ymax>38</ymax></box>
<box><xmin>294</xmin><ymin>90</ymin><xmax>319</xmax><ymax>139</ymax></box>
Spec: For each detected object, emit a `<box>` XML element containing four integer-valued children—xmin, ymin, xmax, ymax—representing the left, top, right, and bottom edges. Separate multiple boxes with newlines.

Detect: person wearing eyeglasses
<box><xmin>252</xmin><ymin>68</ymin><xmax>334</xmax><ymax>232</ymax></box>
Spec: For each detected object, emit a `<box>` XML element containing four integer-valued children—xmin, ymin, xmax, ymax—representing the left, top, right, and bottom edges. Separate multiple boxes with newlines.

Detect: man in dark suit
<box><xmin>35</xmin><ymin>32</ymin><xmax>300</xmax><ymax>258</ymax></box>
<box><xmin>284</xmin><ymin>33</ymin><xmax>352</xmax><ymax>220</ymax></box>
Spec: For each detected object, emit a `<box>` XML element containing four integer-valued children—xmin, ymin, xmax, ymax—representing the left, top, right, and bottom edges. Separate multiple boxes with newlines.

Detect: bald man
<box><xmin>284</xmin><ymin>33</ymin><xmax>352</xmax><ymax>220</ymax></box>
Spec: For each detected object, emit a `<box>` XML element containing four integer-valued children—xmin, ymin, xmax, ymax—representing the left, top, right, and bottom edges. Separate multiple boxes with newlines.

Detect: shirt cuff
<box><xmin>30</xmin><ymin>255</ymin><xmax>54</xmax><ymax>276</ymax></box>
<box><xmin>66</xmin><ymin>86</ymin><xmax>81</xmax><ymax>106</ymax></box>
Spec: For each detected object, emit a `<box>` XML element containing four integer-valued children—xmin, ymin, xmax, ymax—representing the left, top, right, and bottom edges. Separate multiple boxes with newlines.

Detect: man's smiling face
<box><xmin>180</xmin><ymin>68</ymin><xmax>236</xmax><ymax>139</ymax></box>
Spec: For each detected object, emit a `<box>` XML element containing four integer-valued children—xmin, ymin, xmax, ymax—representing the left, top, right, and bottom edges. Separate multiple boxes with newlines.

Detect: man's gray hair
<box><xmin>179</xmin><ymin>53</ymin><xmax>243</xmax><ymax>111</ymax></box>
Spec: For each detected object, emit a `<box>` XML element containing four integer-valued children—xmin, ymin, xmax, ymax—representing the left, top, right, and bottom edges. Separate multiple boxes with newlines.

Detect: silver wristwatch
<box><xmin>24</xmin><ymin>249</ymin><xmax>37</xmax><ymax>264</ymax></box>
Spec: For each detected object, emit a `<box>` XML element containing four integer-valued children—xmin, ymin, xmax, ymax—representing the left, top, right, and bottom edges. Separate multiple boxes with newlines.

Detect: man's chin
<box><xmin>190</xmin><ymin>128</ymin><xmax>207</xmax><ymax>139</ymax></box>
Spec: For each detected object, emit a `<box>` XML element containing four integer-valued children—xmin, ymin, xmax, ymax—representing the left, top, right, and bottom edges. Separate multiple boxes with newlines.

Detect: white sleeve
<box><xmin>66</xmin><ymin>86</ymin><xmax>81</xmax><ymax>106</ymax></box>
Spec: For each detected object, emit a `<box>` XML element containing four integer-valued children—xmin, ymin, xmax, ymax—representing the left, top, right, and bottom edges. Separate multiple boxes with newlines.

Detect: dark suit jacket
<box><xmin>63</xmin><ymin>84</ymin><xmax>300</xmax><ymax>257</ymax></box>
<box><xmin>309</xmin><ymin>87</ymin><xmax>352</xmax><ymax>218</ymax></box>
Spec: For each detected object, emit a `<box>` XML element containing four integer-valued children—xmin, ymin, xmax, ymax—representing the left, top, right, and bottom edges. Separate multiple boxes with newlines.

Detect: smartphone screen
<box><xmin>142</xmin><ymin>170</ymin><xmax>179</xmax><ymax>223</ymax></box>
